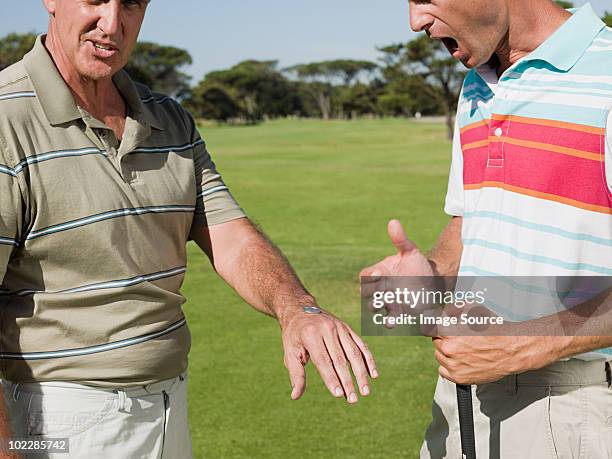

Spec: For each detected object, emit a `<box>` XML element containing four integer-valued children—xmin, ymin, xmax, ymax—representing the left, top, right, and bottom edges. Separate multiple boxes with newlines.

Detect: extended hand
<box><xmin>360</xmin><ymin>220</ymin><xmax>436</xmax><ymax>321</ymax></box>
<box><xmin>360</xmin><ymin>219</ymin><xmax>435</xmax><ymax>279</ymax></box>
<box><xmin>281</xmin><ymin>309</ymin><xmax>378</xmax><ymax>403</ymax></box>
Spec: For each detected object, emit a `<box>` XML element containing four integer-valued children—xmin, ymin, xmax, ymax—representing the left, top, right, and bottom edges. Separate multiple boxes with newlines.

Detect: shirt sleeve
<box><xmin>184</xmin><ymin>112</ymin><xmax>246</xmax><ymax>235</ymax></box>
<box><xmin>0</xmin><ymin>136</ymin><xmax>23</xmax><ymax>284</ymax></box>
<box><xmin>444</xmin><ymin>114</ymin><xmax>465</xmax><ymax>217</ymax></box>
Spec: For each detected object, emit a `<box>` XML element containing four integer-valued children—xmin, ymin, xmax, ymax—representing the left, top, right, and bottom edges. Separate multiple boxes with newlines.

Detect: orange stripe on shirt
<box><xmin>464</xmin><ymin>182</ymin><xmax>612</xmax><ymax>215</ymax></box>
<box><xmin>460</xmin><ymin>119</ymin><xmax>489</xmax><ymax>135</ymax></box>
<box><xmin>491</xmin><ymin>137</ymin><xmax>603</xmax><ymax>162</ymax></box>
<box><xmin>462</xmin><ymin>140</ymin><xmax>489</xmax><ymax>152</ymax></box>
<box><xmin>491</xmin><ymin>114</ymin><xmax>605</xmax><ymax>135</ymax></box>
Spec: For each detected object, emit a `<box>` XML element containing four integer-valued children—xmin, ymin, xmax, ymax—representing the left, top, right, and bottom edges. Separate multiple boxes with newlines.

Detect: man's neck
<box><xmin>494</xmin><ymin>0</ymin><xmax>572</xmax><ymax>76</ymax></box>
<box><xmin>43</xmin><ymin>32</ymin><xmax>124</xmax><ymax>121</ymax></box>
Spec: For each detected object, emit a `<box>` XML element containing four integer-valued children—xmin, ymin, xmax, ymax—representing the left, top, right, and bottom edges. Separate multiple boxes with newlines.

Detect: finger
<box><xmin>284</xmin><ymin>350</ymin><xmax>307</xmax><ymax>400</ymax></box>
<box><xmin>338</xmin><ymin>328</ymin><xmax>373</xmax><ymax>396</ymax></box>
<box><xmin>434</xmin><ymin>349</ymin><xmax>452</xmax><ymax>368</ymax></box>
<box><xmin>432</xmin><ymin>337</ymin><xmax>447</xmax><ymax>355</ymax></box>
<box><xmin>360</xmin><ymin>277</ymin><xmax>385</xmax><ymax>299</ymax></box>
<box><xmin>434</xmin><ymin>345</ymin><xmax>455</xmax><ymax>379</ymax></box>
<box><xmin>387</xmin><ymin>219</ymin><xmax>418</xmax><ymax>254</ymax></box>
<box><xmin>438</xmin><ymin>365</ymin><xmax>455</xmax><ymax>383</ymax></box>
<box><xmin>346</xmin><ymin>328</ymin><xmax>379</xmax><ymax>379</ymax></box>
<box><xmin>305</xmin><ymin>337</ymin><xmax>346</xmax><ymax>400</ymax></box>
<box><xmin>360</xmin><ymin>266</ymin><xmax>383</xmax><ymax>281</ymax></box>
<box><xmin>321</xmin><ymin>333</ymin><xmax>359</xmax><ymax>404</ymax></box>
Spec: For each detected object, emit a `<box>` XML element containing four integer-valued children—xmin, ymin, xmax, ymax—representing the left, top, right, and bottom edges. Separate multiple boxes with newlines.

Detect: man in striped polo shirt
<box><xmin>0</xmin><ymin>1</ymin><xmax>378</xmax><ymax>457</ymax></box>
<box><xmin>362</xmin><ymin>1</ymin><xmax>612</xmax><ymax>457</ymax></box>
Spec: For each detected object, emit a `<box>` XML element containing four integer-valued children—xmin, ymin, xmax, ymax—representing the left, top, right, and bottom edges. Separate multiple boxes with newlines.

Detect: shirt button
<box><xmin>495</xmin><ymin>127</ymin><xmax>503</xmax><ymax>138</ymax></box>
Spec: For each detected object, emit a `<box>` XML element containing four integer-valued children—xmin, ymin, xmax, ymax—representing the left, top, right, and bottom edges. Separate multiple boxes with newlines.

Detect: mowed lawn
<box><xmin>182</xmin><ymin>118</ymin><xmax>452</xmax><ymax>458</ymax></box>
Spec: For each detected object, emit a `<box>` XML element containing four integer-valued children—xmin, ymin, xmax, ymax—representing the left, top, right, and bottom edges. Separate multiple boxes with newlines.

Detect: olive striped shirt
<box><xmin>0</xmin><ymin>36</ymin><xmax>245</xmax><ymax>386</ymax></box>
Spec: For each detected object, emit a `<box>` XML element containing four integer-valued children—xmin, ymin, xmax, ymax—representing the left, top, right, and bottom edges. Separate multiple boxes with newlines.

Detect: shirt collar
<box><xmin>521</xmin><ymin>3</ymin><xmax>605</xmax><ymax>72</ymax></box>
<box><xmin>23</xmin><ymin>35</ymin><xmax>82</xmax><ymax>126</ymax></box>
<box><xmin>24</xmin><ymin>34</ymin><xmax>163</xmax><ymax>131</ymax></box>
<box><xmin>112</xmin><ymin>70</ymin><xmax>164</xmax><ymax>131</ymax></box>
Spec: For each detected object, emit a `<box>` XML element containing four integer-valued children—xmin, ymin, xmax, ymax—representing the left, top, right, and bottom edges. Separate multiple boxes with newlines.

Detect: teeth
<box><xmin>94</xmin><ymin>43</ymin><xmax>111</xmax><ymax>51</ymax></box>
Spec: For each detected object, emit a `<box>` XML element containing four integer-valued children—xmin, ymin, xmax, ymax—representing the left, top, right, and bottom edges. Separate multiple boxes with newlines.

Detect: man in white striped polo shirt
<box><xmin>0</xmin><ymin>1</ymin><xmax>378</xmax><ymax>457</ymax></box>
<box><xmin>362</xmin><ymin>0</ymin><xmax>612</xmax><ymax>457</ymax></box>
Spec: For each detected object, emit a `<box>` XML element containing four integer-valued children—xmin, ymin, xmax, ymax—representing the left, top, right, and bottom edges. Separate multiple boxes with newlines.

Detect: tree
<box><xmin>0</xmin><ymin>32</ymin><xmax>37</xmax><ymax>71</ymax></box>
<box><xmin>325</xmin><ymin>59</ymin><xmax>378</xmax><ymax>85</ymax></box>
<box><xmin>185</xmin><ymin>85</ymin><xmax>240</xmax><ymax>122</ymax></box>
<box><xmin>603</xmin><ymin>12</ymin><xmax>612</xmax><ymax>27</ymax></box>
<box><xmin>377</xmin><ymin>37</ymin><xmax>463</xmax><ymax>137</ymax></box>
<box><xmin>285</xmin><ymin>59</ymin><xmax>377</xmax><ymax>119</ymax></box>
<box><xmin>554</xmin><ymin>1</ymin><xmax>574</xmax><ymax>8</ymax></box>
<box><xmin>190</xmin><ymin>60</ymin><xmax>299</xmax><ymax>123</ymax></box>
<box><xmin>377</xmin><ymin>44</ymin><xmax>440</xmax><ymax>117</ymax></box>
<box><xmin>285</xmin><ymin>63</ymin><xmax>334</xmax><ymax>120</ymax></box>
<box><xmin>396</xmin><ymin>36</ymin><xmax>464</xmax><ymax>139</ymax></box>
<box><xmin>124</xmin><ymin>42</ymin><xmax>192</xmax><ymax>100</ymax></box>
<box><xmin>338</xmin><ymin>82</ymin><xmax>381</xmax><ymax>119</ymax></box>
<box><xmin>377</xmin><ymin>73</ymin><xmax>441</xmax><ymax>117</ymax></box>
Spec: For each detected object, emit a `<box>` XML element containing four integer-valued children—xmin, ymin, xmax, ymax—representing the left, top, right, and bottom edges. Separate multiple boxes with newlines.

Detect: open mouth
<box><xmin>440</xmin><ymin>37</ymin><xmax>459</xmax><ymax>56</ymax></box>
<box><xmin>87</xmin><ymin>40</ymin><xmax>119</xmax><ymax>58</ymax></box>
<box><xmin>93</xmin><ymin>42</ymin><xmax>113</xmax><ymax>51</ymax></box>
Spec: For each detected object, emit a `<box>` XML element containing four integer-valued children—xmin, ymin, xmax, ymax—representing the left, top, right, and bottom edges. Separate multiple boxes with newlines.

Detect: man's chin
<box><xmin>460</xmin><ymin>54</ymin><xmax>490</xmax><ymax>70</ymax></box>
<box><xmin>78</xmin><ymin>62</ymin><xmax>119</xmax><ymax>81</ymax></box>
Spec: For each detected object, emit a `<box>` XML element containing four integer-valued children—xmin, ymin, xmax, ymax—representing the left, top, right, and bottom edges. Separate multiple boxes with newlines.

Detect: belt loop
<box><xmin>12</xmin><ymin>383</ymin><xmax>19</xmax><ymax>402</ymax></box>
<box><xmin>117</xmin><ymin>390</ymin><xmax>132</xmax><ymax>413</ymax></box>
<box><xmin>605</xmin><ymin>362</ymin><xmax>611</xmax><ymax>389</ymax></box>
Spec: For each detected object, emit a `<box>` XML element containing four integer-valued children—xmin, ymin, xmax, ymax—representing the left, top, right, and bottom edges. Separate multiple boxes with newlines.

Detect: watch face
<box><xmin>303</xmin><ymin>306</ymin><xmax>322</xmax><ymax>314</ymax></box>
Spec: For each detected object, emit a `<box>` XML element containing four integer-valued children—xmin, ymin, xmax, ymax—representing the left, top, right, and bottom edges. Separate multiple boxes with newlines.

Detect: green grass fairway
<box><xmin>183</xmin><ymin>118</ymin><xmax>452</xmax><ymax>458</ymax></box>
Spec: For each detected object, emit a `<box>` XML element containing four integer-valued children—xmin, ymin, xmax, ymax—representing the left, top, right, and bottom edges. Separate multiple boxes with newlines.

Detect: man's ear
<box><xmin>42</xmin><ymin>0</ymin><xmax>57</xmax><ymax>15</ymax></box>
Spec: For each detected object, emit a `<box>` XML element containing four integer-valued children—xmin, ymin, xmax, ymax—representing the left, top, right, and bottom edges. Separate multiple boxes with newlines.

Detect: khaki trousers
<box><xmin>421</xmin><ymin>360</ymin><xmax>612</xmax><ymax>459</ymax></box>
<box><xmin>2</xmin><ymin>373</ymin><xmax>193</xmax><ymax>459</ymax></box>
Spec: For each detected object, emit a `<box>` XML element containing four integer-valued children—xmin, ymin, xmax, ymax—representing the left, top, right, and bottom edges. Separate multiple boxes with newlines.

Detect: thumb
<box><xmin>284</xmin><ymin>352</ymin><xmax>306</xmax><ymax>400</ymax></box>
<box><xmin>387</xmin><ymin>219</ymin><xmax>418</xmax><ymax>254</ymax></box>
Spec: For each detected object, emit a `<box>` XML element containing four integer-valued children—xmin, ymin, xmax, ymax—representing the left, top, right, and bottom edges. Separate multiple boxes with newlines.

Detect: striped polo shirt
<box><xmin>445</xmin><ymin>5</ymin><xmax>612</xmax><ymax>358</ymax></box>
<box><xmin>0</xmin><ymin>36</ymin><xmax>245</xmax><ymax>386</ymax></box>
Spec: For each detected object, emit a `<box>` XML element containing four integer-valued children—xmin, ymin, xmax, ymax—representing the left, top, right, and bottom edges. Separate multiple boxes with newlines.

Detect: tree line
<box><xmin>1</xmin><ymin>2</ymin><xmax>610</xmax><ymax>140</ymax></box>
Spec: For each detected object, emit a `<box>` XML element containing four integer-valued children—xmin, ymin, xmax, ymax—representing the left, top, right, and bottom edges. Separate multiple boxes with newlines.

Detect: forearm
<box><xmin>426</xmin><ymin>216</ymin><xmax>463</xmax><ymax>282</ymax></box>
<box><xmin>203</xmin><ymin>218</ymin><xmax>315</xmax><ymax>326</ymax></box>
<box><xmin>558</xmin><ymin>336</ymin><xmax>612</xmax><ymax>359</ymax></box>
<box><xmin>508</xmin><ymin>289</ymin><xmax>612</xmax><ymax>370</ymax></box>
<box><xmin>519</xmin><ymin>287</ymin><xmax>612</xmax><ymax>360</ymax></box>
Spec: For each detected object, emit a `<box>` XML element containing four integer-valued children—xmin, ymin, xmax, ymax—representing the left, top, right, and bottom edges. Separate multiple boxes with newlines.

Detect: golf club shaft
<box><xmin>456</xmin><ymin>384</ymin><xmax>476</xmax><ymax>459</ymax></box>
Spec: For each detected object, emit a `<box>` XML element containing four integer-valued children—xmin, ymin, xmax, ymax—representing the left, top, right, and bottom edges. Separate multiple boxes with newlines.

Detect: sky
<box><xmin>1</xmin><ymin>1</ymin><xmax>609</xmax><ymax>83</ymax></box>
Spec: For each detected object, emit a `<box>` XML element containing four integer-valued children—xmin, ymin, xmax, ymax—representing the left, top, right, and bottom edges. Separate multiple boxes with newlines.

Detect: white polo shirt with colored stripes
<box><xmin>445</xmin><ymin>4</ymin><xmax>612</xmax><ymax>359</ymax></box>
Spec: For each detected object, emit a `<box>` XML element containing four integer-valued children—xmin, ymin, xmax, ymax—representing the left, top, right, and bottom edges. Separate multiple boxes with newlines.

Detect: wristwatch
<box><xmin>303</xmin><ymin>306</ymin><xmax>322</xmax><ymax>314</ymax></box>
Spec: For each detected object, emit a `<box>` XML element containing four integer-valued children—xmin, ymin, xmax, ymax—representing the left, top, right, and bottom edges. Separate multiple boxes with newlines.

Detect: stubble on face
<box><xmin>45</xmin><ymin>0</ymin><xmax>147</xmax><ymax>83</ymax></box>
<box><xmin>410</xmin><ymin>0</ymin><xmax>509</xmax><ymax>69</ymax></box>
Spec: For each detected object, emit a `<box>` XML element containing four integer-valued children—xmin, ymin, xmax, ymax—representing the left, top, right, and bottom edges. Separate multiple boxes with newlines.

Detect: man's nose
<box><xmin>409</xmin><ymin>4</ymin><xmax>434</xmax><ymax>33</ymax></box>
<box><xmin>97</xmin><ymin>0</ymin><xmax>122</xmax><ymax>37</ymax></box>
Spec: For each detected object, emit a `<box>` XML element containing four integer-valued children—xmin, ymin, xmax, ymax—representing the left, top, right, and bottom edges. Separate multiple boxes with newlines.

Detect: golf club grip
<box><xmin>456</xmin><ymin>384</ymin><xmax>476</xmax><ymax>459</ymax></box>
